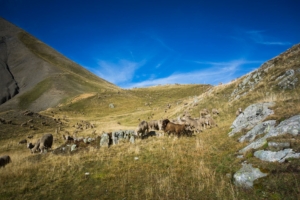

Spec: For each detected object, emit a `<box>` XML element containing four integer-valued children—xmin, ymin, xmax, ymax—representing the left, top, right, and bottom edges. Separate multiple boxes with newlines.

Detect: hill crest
<box><xmin>0</xmin><ymin>17</ymin><xmax>119</xmax><ymax>112</ymax></box>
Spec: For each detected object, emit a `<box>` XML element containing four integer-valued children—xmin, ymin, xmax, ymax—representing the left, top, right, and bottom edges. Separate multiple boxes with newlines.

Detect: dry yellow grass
<box><xmin>1</xmin><ymin>44</ymin><xmax>300</xmax><ymax>199</ymax></box>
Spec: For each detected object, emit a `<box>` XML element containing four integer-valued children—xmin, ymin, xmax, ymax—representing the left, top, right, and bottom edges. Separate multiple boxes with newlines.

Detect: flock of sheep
<box><xmin>135</xmin><ymin>107</ymin><xmax>244</xmax><ymax>138</ymax></box>
<box><xmin>0</xmin><ymin>107</ymin><xmax>244</xmax><ymax>168</ymax></box>
<box><xmin>135</xmin><ymin>108</ymin><xmax>222</xmax><ymax>138</ymax></box>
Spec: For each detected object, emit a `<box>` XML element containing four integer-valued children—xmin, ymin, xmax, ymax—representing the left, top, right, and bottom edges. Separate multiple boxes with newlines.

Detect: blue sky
<box><xmin>1</xmin><ymin>0</ymin><xmax>300</xmax><ymax>88</ymax></box>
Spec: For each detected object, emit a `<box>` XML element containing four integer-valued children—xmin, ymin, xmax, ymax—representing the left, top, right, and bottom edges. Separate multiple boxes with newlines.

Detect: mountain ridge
<box><xmin>0</xmin><ymin>17</ymin><xmax>119</xmax><ymax>112</ymax></box>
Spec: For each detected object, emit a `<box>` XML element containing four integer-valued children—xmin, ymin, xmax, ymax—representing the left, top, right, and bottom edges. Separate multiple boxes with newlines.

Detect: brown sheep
<box><xmin>161</xmin><ymin>119</ymin><xmax>193</xmax><ymax>137</ymax></box>
<box><xmin>0</xmin><ymin>155</ymin><xmax>11</xmax><ymax>168</ymax></box>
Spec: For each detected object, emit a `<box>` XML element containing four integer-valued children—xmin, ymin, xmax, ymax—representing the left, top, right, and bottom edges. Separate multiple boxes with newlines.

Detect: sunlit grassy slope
<box><xmin>1</xmin><ymin>44</ymin><xmax>300</xmax><ymax>199</ymax></box>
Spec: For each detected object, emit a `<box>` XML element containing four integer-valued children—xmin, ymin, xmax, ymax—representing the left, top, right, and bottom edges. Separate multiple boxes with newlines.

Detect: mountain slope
<box><xmin>0</xmin><ymin>17</ymin><xmax>119</xmax><ymax>112</ymax></box>
<box><xmin>1</xmin><ymin>17</ymin><xmax>300</xmax><ymax>199</ymax></box>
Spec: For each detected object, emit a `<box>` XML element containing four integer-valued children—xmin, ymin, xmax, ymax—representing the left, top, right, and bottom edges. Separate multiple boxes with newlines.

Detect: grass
<box><xmin>0</xmin><ymin>135</ymin><xmax>241</xmax><ymax>200</ymax></box>
<box><xmin>1</xmin><ymin>39</ymin><xmax>300</xmax><ymax>198</ymax></box>
<box><xmin>2</xmin><ymin>80</ymin><xmax>300</xmax><ymax>199</ymax></box>
<box><xmin>18</xmin><ymin>78</ymin><xmax>52</xmax><ymax>109</ymax></box>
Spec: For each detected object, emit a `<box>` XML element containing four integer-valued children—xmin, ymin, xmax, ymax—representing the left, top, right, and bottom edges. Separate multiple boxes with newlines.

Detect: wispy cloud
<box><xmin>247</xmin><ymin>30</ymin><xmax>291</xmax><ymax>46</ymax></box>
<box><xmin>191</xmin><ymin>60</ymin><xmax>262</xmax><ymax>66</ymax></box>
<box><xmin>92</xmin><ymin>59</ymin><xmax>145</xmax><ymax>85</ymax></box>
<box><xmin>123</xmin><ymin>59</ymin><xmax>261</xmax><ymax>88</ymax></box>
<box><xmin>148</xmin><ymin>34</ymin><xmax>176</xmax><ymax>53</ymax></box>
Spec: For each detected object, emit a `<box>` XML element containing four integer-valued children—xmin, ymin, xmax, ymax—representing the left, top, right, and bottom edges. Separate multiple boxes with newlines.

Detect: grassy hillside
<box><xmin>18</xmin><ymin>31</ymin><xmax>114</xmax><ymax>88</ymax></box>
<box><xmin>2</xmin><ymin>31</ymin><xmax>121</xmax><ymax>112</ymax></box>
<box><xmin>1</xmin><ymin>44</ymin><xmax>300</xmax><ymax>199</ymax></box>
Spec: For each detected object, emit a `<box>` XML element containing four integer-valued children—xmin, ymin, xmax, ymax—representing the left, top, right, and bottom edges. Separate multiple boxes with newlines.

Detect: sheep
<box><xmin>135</xmin><ymin>121</ymin><xmax>149</xmax><ymax>138</ymax></box>
<box><xmin>212</xmin><ymin>108</ymin><xmax>220</xmax><ymax>115</ymax></box>
<box><xmin>27</xmin><ymin>133</ymin><xmax>53</xmax><ymax>153</ymax></box>
<box><xmin>205</xmin><ymin>117</ymin><xmax>218</xmax><ymax>128</ymax></box>
<box><xmin>148</xmin><ymin>120</ymin><xmax>162</xmax><ymax>131</ymax></box>
<box><xmin>236</xmin><ymin>108</ymin><xmax>243</xmax><ymax>117</ymax></box>
<box><xmin>181</xmin><ymin>116</ymin><xmax>203</xmax><ymax>133</ymax></box>
<box><xmin>200</xmin><ymin>108</ymin><xmax>209</xmax><ymax>117</ymax></box>
<box><xmin>39</xmin><ymin>134</ymin><xmax>53</xmax><ymax>153</ymax></box>
<box><xmin>176</xmin><ymin>116</ymin><xmax>186</xmax><ymax>125</ymax></box>
<box><xmin>0</xmin><ymin>155</ymin><xmax>11</xmax><ymax>168</ymax></box>
<box><xmin>161</xmin><ymin>119</ymin><xmax>193</xmax><ymax>137</ymax></box>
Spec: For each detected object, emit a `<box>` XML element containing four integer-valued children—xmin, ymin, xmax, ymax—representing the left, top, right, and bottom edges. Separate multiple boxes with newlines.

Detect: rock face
<box><xmin>276</xmin><ymin>69</ymin><xmax>299</xmax><ymax>90</ymax></box>
<box><xmin>230</xmin><ymin>100</ymin><xmax>300</xmax><ymax>188</ymax></box>
<box><xmin>0</xmin><ymin>37</ymin><xmax>19</xmax><ymax>104</ymax></box>
<box><xmin>240</xmin><ymin>115</ymin><xmax>300</xmax><ymax>153</ymax></box>
<box><xmin>228</xmin><ymin>102</ymin><xmax>274</xmax><ymax>137</ymax></box>
<box><xmin>233</xmin><ymin>163</ymin><xmax>268</xmax><ymax>189</ymax></box>
<box><xmin>254</xmin><ymin>149</ymin><xmax>300</xmax><ymax>163</ymax></box>
<box><xmin>238</xmin><ymin>120</ymin><xmax>276</xmax><ymax>143</ymax></box>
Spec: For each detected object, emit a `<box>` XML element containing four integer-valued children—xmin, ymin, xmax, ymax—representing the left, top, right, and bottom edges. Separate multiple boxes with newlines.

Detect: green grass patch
<box><xmin>18</xmin><ymin>78</ymin><xmax>52</xmax><ymax>109</ymax></box>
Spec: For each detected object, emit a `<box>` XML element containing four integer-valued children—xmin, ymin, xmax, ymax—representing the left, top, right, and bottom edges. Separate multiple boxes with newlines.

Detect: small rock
<box><xmin>71</xmin><ymin>144</ymin><xmax>77</xmax><ymax>152</ymax></box>
<box><xmin>100</xmin><ymin>133</ymin><xmax>109</xmax><ymax>147</ymax></box>
<box><xmin>233</xmin><ymin>163</ymin><xmax>268</xmax><ymax>189</ymax></box>
<box><xmin>130</xmin><ymin>135</ymin><xmax>135</xmax><ymax>144</ymax></box>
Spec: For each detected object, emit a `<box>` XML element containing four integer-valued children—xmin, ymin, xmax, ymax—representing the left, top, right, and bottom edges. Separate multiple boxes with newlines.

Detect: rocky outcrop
<box><xmin>0</xmin><ymin>37</ymin><xmax>19</xmax><ymax>104</ymax></box>
<box><xmin>228</xmin><ymin>102</ymin><xmax>274</xmax><ymax>137</ymax></box>
<box><xmin>254</xmin><ymin>149</ymin><xmax>300</xmax><ymax>163</ymax></box>
<box><xmin>229</xmin><ymin>68</ymin><xmax>265</xmax><ymax>101</ymax></box>
<box><xmin>276</xmin><ymin>69</ymin><xmax>299</xmax><ymax>90</ymax></box>
<box><xmin>238</xmin><ymin>120</ymin><xmax>276</xmax><ymax>143</ymax></box>
<box><xmin>230</xmin><ymin>101</ymin><xmax>300</xmax><ymax>188</ymax></box>
<box><xmin>239</xmin><ymin>115</ymin><xmax>300</xmax><ymax>153</ymax></box>
<box><xmin>229</xmin><ymin>44</ymin><xmax>300</xmax><ymax>102</ymax></box>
